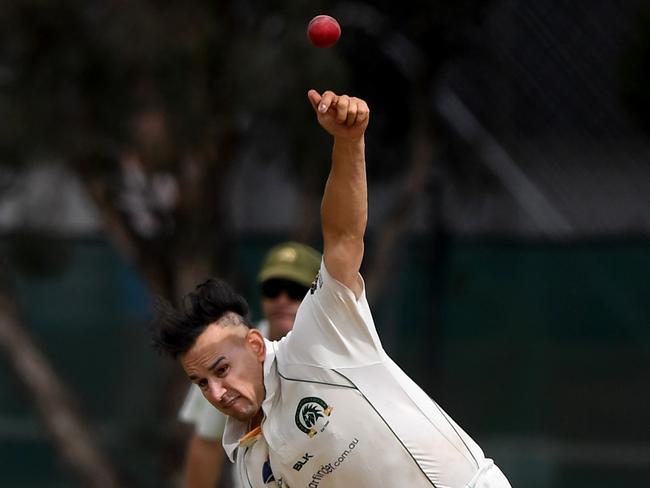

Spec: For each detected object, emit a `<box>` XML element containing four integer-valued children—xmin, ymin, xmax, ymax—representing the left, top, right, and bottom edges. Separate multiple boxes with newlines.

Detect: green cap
<box><xmin>257</xmin><ymin>241</ymin><xmax>321</xmax><ymax>288</ymax></box>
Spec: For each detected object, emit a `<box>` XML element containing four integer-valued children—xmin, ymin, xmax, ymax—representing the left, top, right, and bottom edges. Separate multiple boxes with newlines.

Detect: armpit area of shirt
<box><xmin>318</xmin><ymin>259</ymin><xmax>366</xmax><ymax>304</ymax></box>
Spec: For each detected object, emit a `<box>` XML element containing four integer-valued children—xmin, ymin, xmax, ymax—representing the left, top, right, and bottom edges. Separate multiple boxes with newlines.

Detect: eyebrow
<box><xmin>188</xmin><ymin>356</ymin><xmax>226</xmax><ymax>382</ymax></box>
<box><xmin>208</xmin><ymin>356</ymin><xmax>226</xmax><ymax>372</ymax></box>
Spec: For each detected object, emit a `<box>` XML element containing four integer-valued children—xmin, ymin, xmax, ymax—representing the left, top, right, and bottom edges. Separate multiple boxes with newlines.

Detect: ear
<box><xmin>246</xmin><ymin>329</ymin><xmax>266</xmax><ymax>362</ymax></box>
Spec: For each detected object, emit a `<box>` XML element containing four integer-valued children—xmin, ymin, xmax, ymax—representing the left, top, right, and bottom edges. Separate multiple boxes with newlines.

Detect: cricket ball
<box><xmin>307</xmin><ymin>15</ymin><xmax>341</xmax><ymax>48</ymax></box>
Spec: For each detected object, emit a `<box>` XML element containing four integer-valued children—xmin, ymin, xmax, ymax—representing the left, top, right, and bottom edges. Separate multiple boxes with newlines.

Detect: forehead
<box><xmin>180</xmin><ymin>323</ymin><xmax>243</xmax><ymax>371</ymax></box>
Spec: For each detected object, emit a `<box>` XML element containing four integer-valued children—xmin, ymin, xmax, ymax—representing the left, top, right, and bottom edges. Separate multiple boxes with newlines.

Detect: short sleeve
<box><xmin>281</xmin><ymin>260</ymin><xmax>385</xmax><ymax>368</ymax></box>
<box><xmin>178</xmin><ymin>385</ymin><xmax>227</xmax><ymax>440</ymax></box>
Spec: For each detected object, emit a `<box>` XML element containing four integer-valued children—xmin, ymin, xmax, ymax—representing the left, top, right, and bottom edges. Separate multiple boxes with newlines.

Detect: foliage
<box><xmin>0</xmin><ymin>1</ymin><xmax>349</xmax><ymax>297</ymax></box>
<box><xmin>0</xmin><ymin>0</ymin><xmax>493</xmax><ymax>289</ymax></box>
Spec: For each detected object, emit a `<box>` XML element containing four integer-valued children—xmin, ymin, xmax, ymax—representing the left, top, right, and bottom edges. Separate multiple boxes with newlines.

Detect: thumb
<box><xmin>307</xmin><ymin>89</ymin><xmax>322</xmax><ymax>113</ymax></box>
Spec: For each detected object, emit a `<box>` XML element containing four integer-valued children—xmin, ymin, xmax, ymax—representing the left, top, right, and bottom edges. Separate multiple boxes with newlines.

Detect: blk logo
<box><xmin>293</xmin><ymin>452</ymin><xmax>314</xmax><ymax>471</ymax></box>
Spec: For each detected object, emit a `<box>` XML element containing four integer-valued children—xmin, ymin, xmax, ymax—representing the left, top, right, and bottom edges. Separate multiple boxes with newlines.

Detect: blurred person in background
<box><xmin>178</xmin><ymin>242</ymin><xmax>321</xmax><ymax>488</ymax></box>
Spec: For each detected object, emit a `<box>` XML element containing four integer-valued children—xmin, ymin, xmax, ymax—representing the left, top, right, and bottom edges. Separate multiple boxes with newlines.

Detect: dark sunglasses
<box><xmin>261</xmin><ymin>279</ymin><xmax>308</xmax><ymax>301</ymax></box>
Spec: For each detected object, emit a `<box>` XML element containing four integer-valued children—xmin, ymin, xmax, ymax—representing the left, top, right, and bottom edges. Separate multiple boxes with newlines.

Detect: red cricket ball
<box><xmin>307</xmin><ymin>15</ymin><xmax>341</xmax><ymax>48</ymax></box>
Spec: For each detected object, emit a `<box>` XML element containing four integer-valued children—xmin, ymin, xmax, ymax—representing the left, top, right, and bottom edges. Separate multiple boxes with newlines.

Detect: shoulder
<box><xmin>306</xmin><ymin>260</ymin><xmax>367</xmax><ymax>308</ymax></box>
<box><xmin>278</xmin><ymin>262</ymin><xmax>383</xmax><ymax>368</ymax></box>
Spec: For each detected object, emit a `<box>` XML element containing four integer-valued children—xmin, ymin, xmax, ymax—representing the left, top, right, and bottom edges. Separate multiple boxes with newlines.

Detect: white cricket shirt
<box><xmin>223</xmin><ymin>262</ymin><xmax>510</xmax><ymax>488</ymax></box>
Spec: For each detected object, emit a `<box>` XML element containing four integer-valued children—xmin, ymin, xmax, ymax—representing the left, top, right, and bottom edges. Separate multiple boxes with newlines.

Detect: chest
<box><xmin>257</xmin><ymin>371</ymin><xmax>428</xmax><ymax>488</ymax></box>
<box><xmin>236</xmin><ymin>363</ymin><xmax>482</xmax><ymax>488</ymax></box>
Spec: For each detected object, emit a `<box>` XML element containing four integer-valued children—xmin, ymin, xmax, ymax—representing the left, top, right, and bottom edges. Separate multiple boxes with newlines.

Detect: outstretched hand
<box><xmin>307</xmin><ymin>89</ymin><xmax>370</xmax><ymax>141</ymax></box>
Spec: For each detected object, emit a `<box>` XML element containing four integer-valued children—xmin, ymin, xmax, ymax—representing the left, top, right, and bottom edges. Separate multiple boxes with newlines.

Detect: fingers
<box><xmin>334</xmin><ymin>95</ymin><xmax>370</xmax><ymax>127</ymax></box>
<box><xmin>307</xmin><ymin>90</ymin><xmax>370</xmax><ymax>139</ymax></box>
<box><xmin>355</xmin><ymin>102</ymin><xmax>369</xmax><ymax>126</ymax></box>
<box><xmin>319</xmin><ymin>91</ymin><xmax>338</xmax><ymax>114</ymax></box>
<box><xmin>307</xmin><ymin>89</ymin><xmax>322</xmax><ymax>113</ymax></box>
<box><xmin>307</xmin><ymin>89</ymin><xmax>337</xmax><ymax>113</ymax></box>
<box><xmin>335</xmin><ymin>96</ymin><xmax>349</xmax><ymax>123</ymax></box>
<box><xmin>340</xmin><ymin>96</ymin><xmax>369</xmax><ymax>127</ymax></box>
<box><xmin>307</xmin><ymin>89</ymin><xmax>370</xmax><ymax>133</ymax></box>
<box><xmin>307</xmin><ymin>90</ymin><xmax>340</xmax><ymax>115</ymax></box>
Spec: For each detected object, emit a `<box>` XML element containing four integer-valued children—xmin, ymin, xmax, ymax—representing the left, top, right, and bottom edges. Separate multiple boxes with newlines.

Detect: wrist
<box><xmin>333</xmin><ymin>136</ymin><xmax>365</xmax><ymax>152</ymax></box>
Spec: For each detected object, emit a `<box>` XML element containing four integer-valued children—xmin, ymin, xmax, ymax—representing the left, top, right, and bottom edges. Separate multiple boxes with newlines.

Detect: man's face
<box><xmin>180</xmin><ymin>315</ymin><xmax>266</xmax><ymax>422</ymax></box>
<box><xmin>260</xmin><ymin>279</ymin><xmax>308</xmax><ymax>340</ymax></box>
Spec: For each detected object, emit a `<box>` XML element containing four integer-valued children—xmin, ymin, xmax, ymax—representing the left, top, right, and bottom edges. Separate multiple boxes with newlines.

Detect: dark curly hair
<box><xmin>149</xmin><ymin>278</ymin><xmax>252</xmax><ymax>359</ymax></box>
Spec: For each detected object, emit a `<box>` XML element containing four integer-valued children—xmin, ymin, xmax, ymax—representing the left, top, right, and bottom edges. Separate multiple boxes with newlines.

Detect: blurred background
<box><xmin>1</xmin><ymin>0</ymin><xmax>649</xmax><ymax>486</ymax></box>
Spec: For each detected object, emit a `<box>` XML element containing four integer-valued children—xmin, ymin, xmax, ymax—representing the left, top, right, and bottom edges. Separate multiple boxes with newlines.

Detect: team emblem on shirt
<box><xmin>294</xmin><ymin>396</ymin><xmax>333</xmax><ymax>438</ymax></box>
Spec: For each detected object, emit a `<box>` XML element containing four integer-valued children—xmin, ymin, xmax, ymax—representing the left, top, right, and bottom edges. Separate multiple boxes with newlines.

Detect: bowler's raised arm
<box><xmin>307</xmin><ymin>89</ymin><xmax>369</xmax><ymax>298</ymax></box>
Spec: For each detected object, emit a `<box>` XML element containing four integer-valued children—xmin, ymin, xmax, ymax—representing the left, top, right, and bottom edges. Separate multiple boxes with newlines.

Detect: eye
<box><xmin>215</xmin><ymin>364</ymin><xmax>230</xmax><ymax>378</ymax></box>
<box><xmin>197</xmin><ymin>379</ymin><xmax>208</xmax><ymax>390</ymax></box>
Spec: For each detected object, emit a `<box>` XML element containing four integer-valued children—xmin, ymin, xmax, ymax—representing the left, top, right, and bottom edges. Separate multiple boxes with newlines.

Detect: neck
<box><xmin>248</xmin><ymin>409</ymin><xmax>264</xmax><ymax>431</ymax></box>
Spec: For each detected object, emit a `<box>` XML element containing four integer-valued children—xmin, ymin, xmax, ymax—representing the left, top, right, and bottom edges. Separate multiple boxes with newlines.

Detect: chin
<box><xmin>230</xmin><ymin>412</ymin><xmax>252</xmax><ymax>422</ymax></box>
<box><xmin>224</xmin><ymin>399</ymin><xmax>257</xmax><ymax>421</ymax></box>
<box><xmin>230</xmin><ymin>407</ymin><xmax>257</xmax><ymax>422</ymax></box>
<box><xmin>212</xmin><ymin>403</ymin><xmax>249</xmax><ymax>421</ymax></box>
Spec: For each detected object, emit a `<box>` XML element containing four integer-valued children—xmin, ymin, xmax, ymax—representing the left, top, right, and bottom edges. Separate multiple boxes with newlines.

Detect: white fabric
<box><xmin>465</xmin><ymin>459</ymin><xmax>511</xmax><ymax>488</ymax></box>
<box><xmin>223</xmin><ymin>261</ymin><xmax>512</xmax><ymax>488</ymax></box>
<box><xmin>179</xmin><ymin>385</ymin><xmax>228</xmax><ymax>440</ymax></box>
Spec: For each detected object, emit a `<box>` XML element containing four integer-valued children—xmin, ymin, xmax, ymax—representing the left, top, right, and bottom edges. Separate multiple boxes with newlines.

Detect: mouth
<box><xmin>221</xmin><ymin>394</ymin><xmax>241</xmax><ymax>409</ymax></box>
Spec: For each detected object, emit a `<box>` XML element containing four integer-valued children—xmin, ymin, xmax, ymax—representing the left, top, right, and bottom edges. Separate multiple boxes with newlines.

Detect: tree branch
<box><xmin>0</xmin><ymin>291</ymin><xmax>121</xmax><ymax>487</ymax></box>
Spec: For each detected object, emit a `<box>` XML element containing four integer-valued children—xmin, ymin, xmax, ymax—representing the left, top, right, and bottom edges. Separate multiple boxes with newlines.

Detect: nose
<box><xmin>207</xmin><ymin>380</ymin><xmax>227</xmax><ymax>404</ymax></box>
